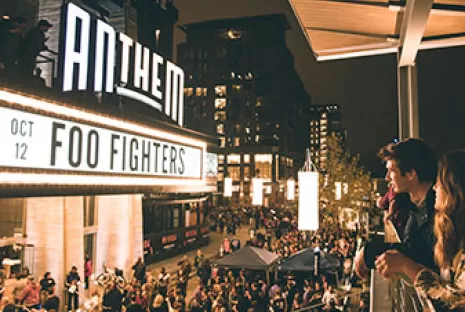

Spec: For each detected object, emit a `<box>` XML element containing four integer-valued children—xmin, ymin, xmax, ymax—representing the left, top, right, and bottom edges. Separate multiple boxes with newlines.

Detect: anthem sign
<box><xmin>60</xmin><ymin>2</ymin><xmax>185</xmax><ymax>126</ymax></box>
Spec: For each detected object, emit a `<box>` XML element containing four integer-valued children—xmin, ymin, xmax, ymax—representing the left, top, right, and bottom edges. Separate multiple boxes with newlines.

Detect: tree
<box><xmin>318</xmin><ymin>133</ymin><xmax>373</xmax><ymax>226</ymax></box>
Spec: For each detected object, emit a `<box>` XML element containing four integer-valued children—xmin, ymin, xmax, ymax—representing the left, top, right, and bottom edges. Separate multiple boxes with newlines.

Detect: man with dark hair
<box><xmin>355</xmin><ymin>138</ymin><xmax>438</xmax><ymax>279</ymax></box>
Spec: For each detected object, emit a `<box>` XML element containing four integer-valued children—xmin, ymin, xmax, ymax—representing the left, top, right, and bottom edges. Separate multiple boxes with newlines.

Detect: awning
<box><xmin>289</xmin><ymin>0</ymin><xmax>465</xmax><ymax>63</ymax></box>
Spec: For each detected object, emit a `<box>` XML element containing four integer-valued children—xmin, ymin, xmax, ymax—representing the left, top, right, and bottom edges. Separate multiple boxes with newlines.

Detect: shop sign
<box><xmin>0</xmin><ymin>106</ymin><xmax>202</xmax><ymax>179</ymax></box>
<box><xmin>60</xmin><ymin>2</ymin><xmax>185</xmax><ymax>126</ymax></box>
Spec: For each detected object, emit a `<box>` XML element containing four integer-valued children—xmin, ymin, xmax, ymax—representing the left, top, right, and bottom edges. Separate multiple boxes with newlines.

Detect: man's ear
<box><xmin>405</xmin><ymin>169</ymin><xmax>418</xmax><ymax>181</ymax></box>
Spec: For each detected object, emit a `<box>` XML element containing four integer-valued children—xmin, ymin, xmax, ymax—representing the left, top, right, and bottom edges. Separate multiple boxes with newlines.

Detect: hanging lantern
<box><xmin>335</xmin><ymin>182</ymin><xmax>342</xmax><ymax>200</ymax></box>
<box><xmin>287</xmin><ymin>179</ymin><xmax>295</xmax><ymax>201</ymax></box>
<box><xmin>224</xmin><ymin>177</ymin><xmax>232</xmax><ymax>197</ymax></box>
<box><xmin>298</xmin><ymin>171</ymin><xmax>319</xmax><ymax>231</ymax></box>
<box><xmin>252</xmin><ymin>177</ymin><xmax>263</xmax><ymax>206</ymax></box>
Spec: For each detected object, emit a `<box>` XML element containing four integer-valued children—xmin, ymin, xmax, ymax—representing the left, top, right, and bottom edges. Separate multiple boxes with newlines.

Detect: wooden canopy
<box><xmin>289</xmin><ymin>0</ymin><xmax>465</xmax><ymax>63</ymax></box>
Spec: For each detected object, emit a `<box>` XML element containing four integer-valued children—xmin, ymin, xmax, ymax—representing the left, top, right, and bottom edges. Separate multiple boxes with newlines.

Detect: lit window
<box><xmin>214</xmin><ymin>111</ymin><xmax>227</xmax><ymax>121</ymax></box>
<box><xmin>232</xmin><ymin>84</ymin><xmax>241</xmax><ymax>92</ymax></box>
<box><xmin>235</xmin><ymin>124</ymin><xmax>241</xmax><ymax>132</ymax></box>
<box><xmin>215</xmin><ymin>85</ymin><xmax>227</xmax><ymax>96</ymax></box>
<box><xmin>255</xmin><ymin>135</ymin><xmax>260</xmax><ymax>143</ymax></box>
<box><xmin>215</xmin><ymin>98</ymin><xmax>226</xmax><ymax>109</ymax></box>
<box><xmin>276</xmin><ymin>124</ymin><xmax>280</xmax><ymax>129</ymax></box>
<box><xmin>216</xmin><ymin>123</ymin><xmax>224</xmax><ymax>134</ymax></box>
<box><xmin>195</xmin><ymin>88</ymin><xmax>203</xmax><ymax>96</ymax></box>
<box><xmin>243</xmin><ymin>154</ymin><xmax>250</xmax><ymax>164</ymax></box>
<box><xmin>218</xmin><ymin>154</ymin><xmax>225</xmax><ymax>164</ymax></box>
<box><xmin>256</xmin><ymin>124</ymin><xmax>260</xmax><ymax>132</ymax></box>
<box><xmin>244</xmin><ymin>166</ymin><xmax>250</xmax><ymax>181</ymax></box>
<box><xmin>234</xmin><ymin>137</ymin><xmax>240</xmax><ymax>147</ymax></box>
<box><xmin>227</xmin><ymin>154</ymin><xmax>241</xmax><ymax>164</ymax></box>
<box><xmin>245</xmin><ymin>127</ymin><xmax>250</xmax><ymax>134</ymax></box>
<box><xmin>202</xmin><ymin>88</ymin><xmax>208</xmax><ymax>96</ymax></box>
<box><xmin>255</xmin><ymin>154</ymin><xmax>272</xmax><ymax>179</ymax></box>
<box><xmin>256</xmin><ymin>97</ymin><xmax>263</xmax><ymax>107</ymax></box>
<box><xmin>184</xmin><ymin>88</ymin><xmax>193</xmax><ymax>96</ymax></box>
<box><xmin>219</xmin><ymin>137</ymin><xmax>226</xmax><ymax>148</ymax></box>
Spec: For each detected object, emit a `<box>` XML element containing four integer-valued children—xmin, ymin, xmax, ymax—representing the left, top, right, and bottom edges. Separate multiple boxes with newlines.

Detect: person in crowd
<box><xmin>102</xmin><ymin>282</ymin><xmax>122</xmax><ymax>312</ymax></box>
<box><xmin>132</xmin><ymin>257</ymin><xmax>146</xmax><ymax>284</ymax></box>
<box><xmin>20</xmin><ymin>276</ymin><xmax>40</xmax><ymax>310</ymax></box>
<box><xmin>17</xmin><ymin>19</ymin><xmax>52</xmax><ymax>77</ymax></box>
<box><xmin>39</xmin><ymin>272</ymin><xmax>56</xmax><ymax>305</ymax></box>
<box><xmin>375</xmin><ymin>150</ymin><xmax>465</xmax><ymax>311</ymax></box>
<box><xmin>194</xmin><ymin>249</ymin><xmax>204</xmax><ymax>273</ymax></box>
<box><xmin>65</xmin><ymin>266</ymin><xmax>80</xmax><ymax>311</ymax></box>
<box><xmin>0</xmin><ymin>274</ymin><xmax>4</xmax><ymax>301</ymax></box>
<box><xmin>151</xmin><ymin>294</ymin><xmax>168</xmax><ymax>312</ymax></box>
<box><xmin>84</xmin><ymin>255</ymin><xmax>92</xmax><ymax>289</ymax></box>
<box><xmin>83</xmin><ymin>289</ymin><xmax>100</xmax><ymax>312</ymax></box>
<box><xmin>355</xmin><ymin>138</ymin><xmax>438</xmax><ymax>279</ymax></box>
<box><xmin>157</xmin><ymin>268</ymin><xmax>170</xmax><ymax>297</ymax></box>
<box><xmin>42</xmin><ymin>287</ymin><xmax>60</xmax><ymax>312</ymax></box>
<box><xmin>231</xmin><ymin>235</ymin><xmax>241</xmax><ymax>252</ymax></box>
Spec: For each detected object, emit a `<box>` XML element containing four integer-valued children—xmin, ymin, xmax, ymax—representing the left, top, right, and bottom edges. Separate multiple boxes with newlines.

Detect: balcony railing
<box><xmin>370</xmin><ymin>224</ymin><xmax>435</xmax><ymax>312</ymax></box>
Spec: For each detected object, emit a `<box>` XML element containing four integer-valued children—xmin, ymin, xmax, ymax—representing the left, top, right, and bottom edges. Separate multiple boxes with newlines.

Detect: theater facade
<box><xmin>0</xmin><ymin>1</ymin><xmax>217</xmax><ymax>295</ymax></box>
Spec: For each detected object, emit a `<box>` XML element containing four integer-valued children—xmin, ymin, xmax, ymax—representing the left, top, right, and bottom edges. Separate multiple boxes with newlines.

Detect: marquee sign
<box><xmin>0</xmin><ymin>90</ymin><xmax>205</xmax><ymax>186</ymax></box>
<box><xmin>60</xmin><ymin>2</ymin><xmax>185</xmax><ymax>126</ymax></box>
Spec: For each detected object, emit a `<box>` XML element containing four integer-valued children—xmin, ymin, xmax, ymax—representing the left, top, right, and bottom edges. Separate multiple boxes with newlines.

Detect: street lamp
<box><xmin>252</xmin><ymin>170</ymin><xmax>263</xmax><ymax>206</ymax></box>
<box><xmin>298</xmin><ymin>149</ymin><xmax>319</xmax><ymax>231</ymax></box>
<box><xmin>287</xmin><ymin>178</ymin><xmax>295</xmax><ymax>201</ymax></box>
<box><xmin>224</xmin><ymin>177</ymin><xmax>233</xmax><ymax>197</ymax></box>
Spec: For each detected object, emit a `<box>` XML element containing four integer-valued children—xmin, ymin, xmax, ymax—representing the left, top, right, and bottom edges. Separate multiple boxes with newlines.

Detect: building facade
<box><xmin>0</xmin><ymin>0</ymin><xmax>217</xmax><ymax>302</ymax></box>
<box><xmin>177</xmin><ymin>15</ymin><xmax>311</xmax><ymax>207</ymax></box>
<box><xmin>309</xmin><ymin>104</ymin><xmax>345</xmax><ymax>171</ymax></box>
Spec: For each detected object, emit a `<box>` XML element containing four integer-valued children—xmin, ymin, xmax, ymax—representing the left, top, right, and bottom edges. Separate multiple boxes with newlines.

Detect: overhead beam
<box><xmin>390</xmin><ymin>3</ymin><xmax>465</xmax><ymax>17</ymax></box>
<box><xmin>397</xmin><ymin>0</ymin><xmax>434</xmax><ymax>66</ymax></box>
<box><xmin>305</xmin><ymin>26</ymin><xmax>396</xmax><ymax>40</ymax></box>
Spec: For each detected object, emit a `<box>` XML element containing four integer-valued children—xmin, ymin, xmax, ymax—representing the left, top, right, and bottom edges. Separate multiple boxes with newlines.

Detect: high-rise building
<box><xmin>309</xmin><ymin>104</ymin><xmax>345</xmax><ymax>171</ymax></box>
<box><xmin>177</xmin><ymin>14</ymin><xmax>311</xmax><ymax>206</ymax></box>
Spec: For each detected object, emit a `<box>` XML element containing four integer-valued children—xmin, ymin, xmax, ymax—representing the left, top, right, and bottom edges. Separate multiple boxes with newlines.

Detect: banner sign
<box><xmin>60</xmin><ymin>2</ymin><xmax>185</xmax><ymax>126</ymax></box>
<box><xmin>0</xmin><ymin>106</ymin><xmax>202</xmax><ymax>179</ymax></box>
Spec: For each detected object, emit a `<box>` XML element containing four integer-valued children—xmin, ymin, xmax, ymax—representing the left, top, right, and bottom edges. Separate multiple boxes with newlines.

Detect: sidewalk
<box><xmin>147</xmin><ymin>223</ymin><xmax>253</xmax><ymax>299</ymax></box>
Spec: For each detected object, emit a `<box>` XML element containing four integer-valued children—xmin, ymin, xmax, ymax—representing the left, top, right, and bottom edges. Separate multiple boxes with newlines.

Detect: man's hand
<box><xmin>355</xmin><ymin>247</ymin><xmax>369</xmax><ymax>280</ymax></box>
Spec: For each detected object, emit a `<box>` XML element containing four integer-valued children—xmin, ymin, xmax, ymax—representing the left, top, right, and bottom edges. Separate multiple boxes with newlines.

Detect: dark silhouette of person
<box><xmin>17</xmin><ymin>19</ymin><xmax>52</xmax><ymax>78</ymax></box>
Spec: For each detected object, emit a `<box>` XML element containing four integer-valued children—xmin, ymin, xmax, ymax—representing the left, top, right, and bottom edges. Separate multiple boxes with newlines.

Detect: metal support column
<box><xmin>397</xmin><ymin>50</ymin><xmax>420</xmax><ymax>140</ymax></box>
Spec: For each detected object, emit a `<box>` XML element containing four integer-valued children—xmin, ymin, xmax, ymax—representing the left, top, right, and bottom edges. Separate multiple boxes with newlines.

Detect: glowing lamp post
<box><xmin>224</xmin><ymin>177</ymin><xmax>232</xmax><ymax>197</ymax></box>
<box><xmin>298</xmin><ymin>149</ymin><xmax>319</xmax><ymax>231</ymax></box>
<box><xmin>252</xmin><ymin>177</ymin><xmax>263</xmax><ymax>206</ymax></box>
<box><xmin>287</xmin><ymin>179</ymin><xmax>295</xmax><ymax>201</ymax></box>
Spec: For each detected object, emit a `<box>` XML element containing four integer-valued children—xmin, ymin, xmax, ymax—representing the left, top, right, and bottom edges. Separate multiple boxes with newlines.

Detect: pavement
<box><xmin>147</xmin><ymin>223</ymin><xmax>253</xmax><ymax>300</ymax></box>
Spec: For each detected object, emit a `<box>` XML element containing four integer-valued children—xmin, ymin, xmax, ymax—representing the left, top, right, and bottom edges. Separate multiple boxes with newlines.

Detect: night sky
<box><xmin>174</xmin><ymin>0</ymin><xmax>465</xmax><ymax>177</ymax></box>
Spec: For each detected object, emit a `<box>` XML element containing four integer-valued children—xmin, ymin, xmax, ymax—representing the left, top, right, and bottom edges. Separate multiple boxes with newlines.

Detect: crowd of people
<box><xmin>2</xmin><ymin>138</ymin><xmax>465</xmax><ymax>312</ymax></box>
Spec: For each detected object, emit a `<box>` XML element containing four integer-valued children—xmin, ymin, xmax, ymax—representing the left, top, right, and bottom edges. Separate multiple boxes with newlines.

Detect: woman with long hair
<box><xmin>375</xmin><ymin>150</ymin><xmax>465</xmax><ymax>310</ymax></box>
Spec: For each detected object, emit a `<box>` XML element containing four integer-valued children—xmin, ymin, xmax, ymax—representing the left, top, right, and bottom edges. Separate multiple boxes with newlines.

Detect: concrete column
<box><xmin>397</xmin><ymin>51</ymin><xmax>420</xmax><ymax>140</ymax></box>
<box><xmin>95</xmin><ymin>194</ymin><xmax>143</xmax><ymax>279</ymax></box>
<box><xmin>24</xmin><ymin>197</ymin><xmax>66</xmax><ymax>296</ymax></box>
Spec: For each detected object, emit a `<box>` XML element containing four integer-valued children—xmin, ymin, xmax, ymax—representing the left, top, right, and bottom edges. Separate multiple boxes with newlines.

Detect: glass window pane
<box><xmin>0</xmin><ymin>198</ymin><xmax>24</xmax><ymax>237</ymax></box>
<box><xmin>84</xmin><ymin>196</ymin><xmax>96</xmax><ymax>227</ymax></box>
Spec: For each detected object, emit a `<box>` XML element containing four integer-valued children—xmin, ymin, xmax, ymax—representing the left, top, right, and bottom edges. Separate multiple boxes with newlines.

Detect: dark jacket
<box><xmin>364</xmin><ymin>187</ymin><xmax>437</xmax><ymax>270</ymax></box>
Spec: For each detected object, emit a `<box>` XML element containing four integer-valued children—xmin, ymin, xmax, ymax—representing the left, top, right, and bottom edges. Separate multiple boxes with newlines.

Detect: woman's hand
<box><xmin>375</xmin><ymin>250</ymin><xmax>411</xmax><ymax>279</ymax></box>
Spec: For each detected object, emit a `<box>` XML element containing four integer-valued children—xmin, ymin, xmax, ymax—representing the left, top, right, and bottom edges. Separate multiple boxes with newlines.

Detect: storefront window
<box><xmin>84</xmin><ymin>196</ymin><xmax>97</xmax><ymax>227</ymax></box>
<box><xmin>227</xmin><ymin>154</ymin><xmax>240</xmax><ymax>164</ymax></box>
<box><xmin>228</xmin><ymin>166</ymin><xmax>240</xmax><ymax>181</ymax></box>
<box><xmin>0</xmin><ymin>198</ymin><xmax>24</xmax><ymax>237</ymax></box>
<box><xmin>255</xmin><ymin>154</ymin><xmax>272</xmax><ymax>179</ymax></box>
